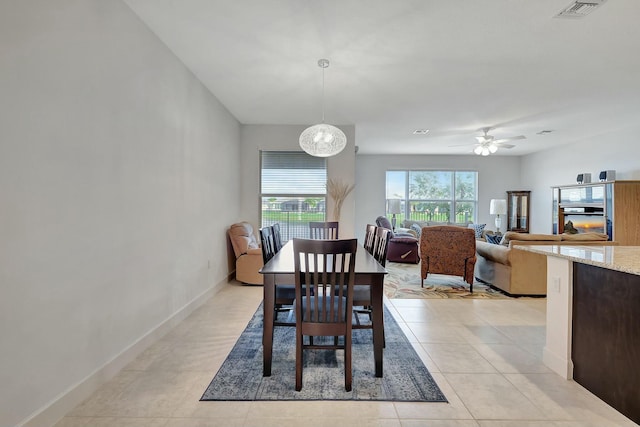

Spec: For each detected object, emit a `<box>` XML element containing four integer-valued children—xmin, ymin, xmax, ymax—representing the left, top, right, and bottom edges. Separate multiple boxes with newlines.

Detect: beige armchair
<box><xmin>228</xmin><ymin>222</ymin><xmax>263</xmax><ymax>285</ymax></box>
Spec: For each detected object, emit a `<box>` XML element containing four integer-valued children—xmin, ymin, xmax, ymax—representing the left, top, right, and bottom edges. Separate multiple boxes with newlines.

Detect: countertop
<box><xmin>518</xmin><ymin>245</ymin><xmax>640</xmax><ymax>276</ymax></box>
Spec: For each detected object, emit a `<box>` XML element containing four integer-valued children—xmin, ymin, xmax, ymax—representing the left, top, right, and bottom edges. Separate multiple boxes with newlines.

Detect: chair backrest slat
<box><xmin>309</xmin><ymin>221</ymin><xmax>339</xmax><ymax>240</ymax></box>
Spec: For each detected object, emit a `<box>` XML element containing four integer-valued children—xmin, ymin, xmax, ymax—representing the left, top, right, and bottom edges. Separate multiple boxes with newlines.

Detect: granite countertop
<box><xmin>518</xmin><ymin>245</ymin><xmax>640</xmax><ymax>276</ymax></box>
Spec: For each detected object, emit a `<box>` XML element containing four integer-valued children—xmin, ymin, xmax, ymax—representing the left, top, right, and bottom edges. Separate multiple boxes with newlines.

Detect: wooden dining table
<box><xmin>259</xmin><ymin>240</ymin><xmax>388</xmax><ymax>378</ymax></box>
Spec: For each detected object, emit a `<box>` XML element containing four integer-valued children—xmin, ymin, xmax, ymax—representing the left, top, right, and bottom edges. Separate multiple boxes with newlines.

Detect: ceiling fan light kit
<box><xmin>299</xmin><ymin>59</ymin><xmax>347</xmax><ymax>158</ymax></box>
<box><xmin>472</xmin><ymin>128</ymin><xmax>525</xmax><ymax>156</ymax></box>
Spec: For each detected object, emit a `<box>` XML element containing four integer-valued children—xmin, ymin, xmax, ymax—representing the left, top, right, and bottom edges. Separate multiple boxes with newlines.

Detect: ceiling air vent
<box><xmin>555</xmin><ymin>0</ymin><xmax>606</xmax><ymax>18</ymax></box>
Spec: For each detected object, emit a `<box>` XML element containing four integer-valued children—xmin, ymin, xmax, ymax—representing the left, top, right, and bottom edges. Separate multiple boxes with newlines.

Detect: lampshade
<box><xmin>299</xmin><ymin>59</ymin><xmax>346</xmax><ymax>157</ymax></box>
<box><xmin>299</xmin><ymin>124</ymin><xmax>347</xmax><ymax>157</ymax></box>
<box><xmin>489</xmin><ymin>199</ymin><xmax>507</xmax><ymax>215</ymax></box>
<box><xmin>388</xmin><ymin>199</ymin><xmax>402</xmax><ymax>214</ymax></box>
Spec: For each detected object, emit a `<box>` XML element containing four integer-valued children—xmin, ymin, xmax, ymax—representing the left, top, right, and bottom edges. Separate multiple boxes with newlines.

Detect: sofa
<box><xmin>475</xmin><ymin>231</ymin><xmax>615</xmax><ymax>296</ymax></box>
<box><xmin>228</xmin><ymin>222</ymin><xmax>263</xmax><ymax>285</ymax></box>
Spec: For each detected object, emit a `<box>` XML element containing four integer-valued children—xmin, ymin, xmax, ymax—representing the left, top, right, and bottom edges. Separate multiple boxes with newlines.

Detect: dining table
<box><xmin>259</xmin><ymin>239</ymin><xmax>388</xmax><ymax>378</ymax></box>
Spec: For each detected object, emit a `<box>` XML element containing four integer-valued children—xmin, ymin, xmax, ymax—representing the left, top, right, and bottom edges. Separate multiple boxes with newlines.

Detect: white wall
<box><xmin>521</xmin><ymin>125</ymin><xmax>640</xmax><ymax>234</ymax></box>
<box><xmin>0</xmin><ymin>2</ymin><xmax>241</xmax><ymax>426</ymax></box>
<box><xmin>240</xmin><ymin>124</ymin><xmax>357</xmax><ymax>237</ymax></box>
<box><xmin>354</xmin><ymin>154</ymin><xmax>522</xmax><ymax>240</ymax></box>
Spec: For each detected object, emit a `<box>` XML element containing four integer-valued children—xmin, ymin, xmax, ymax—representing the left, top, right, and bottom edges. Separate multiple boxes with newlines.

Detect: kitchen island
<box><xmin>519</xmin><ymin>245</ymin><xmax>640</xmax><ymax>425</ymax></box>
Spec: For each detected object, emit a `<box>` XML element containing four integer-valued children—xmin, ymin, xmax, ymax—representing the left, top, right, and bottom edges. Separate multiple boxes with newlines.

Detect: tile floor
<box><xmin>54</xmin><ymin>282</ymin><xmax>638</xmax><ymax>427</ymax></box>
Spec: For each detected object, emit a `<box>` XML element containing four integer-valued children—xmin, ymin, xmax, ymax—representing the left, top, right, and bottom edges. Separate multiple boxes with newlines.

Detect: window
<box><xmin>261</xmin><ymin>151</ymin><xmax>327</xmax><ymax>242</ymax></box>
<box><xmin>386</xmin><ymin>170</ymin><xmax>478</xmax><ymax>224</ymax></box>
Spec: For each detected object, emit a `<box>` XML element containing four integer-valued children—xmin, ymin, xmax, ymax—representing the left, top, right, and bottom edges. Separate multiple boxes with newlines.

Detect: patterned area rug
<box><xmin>385</xmin><ymin>262</ymin><xmax>511</xmax><ymax>299</ymax></box>
<box><xmin>201</xmin><ymin>303</ymin><xmax>447</xmax><ymax>402</ymax></box>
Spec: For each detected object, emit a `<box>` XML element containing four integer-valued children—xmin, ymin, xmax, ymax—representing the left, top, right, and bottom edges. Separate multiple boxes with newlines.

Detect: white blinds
<box><xmin>261</xmin><ymin>151</ymin><xmax>327</xmax><ymax>195</ymax></box>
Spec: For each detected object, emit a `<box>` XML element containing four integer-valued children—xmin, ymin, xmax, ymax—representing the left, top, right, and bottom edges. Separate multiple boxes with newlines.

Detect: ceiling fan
<box><xmin>471</xmin><ymin>128</ymin><xmax>525</xmax><ymax>156</ymax></box>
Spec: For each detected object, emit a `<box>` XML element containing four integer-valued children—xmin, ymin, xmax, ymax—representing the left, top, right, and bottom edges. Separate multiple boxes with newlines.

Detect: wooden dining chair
<box><xmin>259</xmin><ymin>226</ymin><xmax>277</xmax><ymax>265</ymax></box>
<box><xmin>309</xmin><ymin>221</ymin><xmax>339</xmax><ymax>240</ymax></box>
<box><xmin>353</xmin><ymin>227</ymin><xmax>390</xmax><ymax>344</ymax></box>
<box><xmin>272</xmin><ymin>222</ymin><xmax>283</xmax><ymax>252</ymax></box>
<box><xmin>363</xmin><ymin>223</ymin><xmax>377</xmax><ymax>255</ymax></box>
<box><xmin>260</xmin><ymin>226</ymin><xmax>296</xmax><ymax>327</ymax></box>
<box><xmin>292</xmin><ymin>238</ymin><xmax>357</xmax><ymax>392</ymax></box>
<box><xmin>372</xmin><ymin>227</ymin><xmax>391</xmax><ymax>267</ymax></box>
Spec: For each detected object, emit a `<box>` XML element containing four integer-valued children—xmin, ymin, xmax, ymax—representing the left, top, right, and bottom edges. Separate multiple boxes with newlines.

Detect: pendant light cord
<box><xmin>317</xmin><ymin>58</ymin><xmax>330</xmax><ymax>124</ymax></box>
<box><xmin>321</xmin><ymin>61</ymin><xmax>326</xmax><ymax>123</ymax></box>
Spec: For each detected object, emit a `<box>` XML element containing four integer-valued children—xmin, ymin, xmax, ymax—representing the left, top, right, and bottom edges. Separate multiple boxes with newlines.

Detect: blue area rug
<box><xmin>200</xmin><ymin>303</ymin><xmax>447</xmax><ymax>402</ymax></box>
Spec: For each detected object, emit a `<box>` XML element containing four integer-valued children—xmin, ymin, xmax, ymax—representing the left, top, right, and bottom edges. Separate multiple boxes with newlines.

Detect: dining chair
<box><xmin>309</xmin><ymin>221</ymin><xmax>339</xmax><ymax>240</ymax></box>
<box><xmin>272</xmin><ymin>222</ymin><xmax>283</xmax><ymax>252</ymax></box>
<box><xmin>353</xmin><ymin>227</ymin><xmax>390</xmax><ymax>342</ymax></box>
<box><xmin>372</xmin><ymin>227</ymin><xmax>391</xmax><ymax>267</ymax></box>
<box><xmin>259</xmin><ymin>226</ymin><xmax>296</xmax><ymax>326</ymax></box>
<box><xmin>259</xmin><ymin>226</ymin><xmax>277</xmax><ymax>265</ymax></box>
<box><xmin>363</xmin><ymin>223</ymin><xmax>377</xmax><ymax>255</ymax></box>
<box><xmin>292</xmin><ymin>238</ymin><xmax>357</xmax><ymax>392</ymax></box>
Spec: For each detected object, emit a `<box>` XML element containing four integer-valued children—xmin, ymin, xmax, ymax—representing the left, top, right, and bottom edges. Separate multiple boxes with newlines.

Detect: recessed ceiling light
<box><xmin>537</xmin><ymin>130</ymin><xmax>554</xmax><ymax>135</ymax></box>
<box><xmin>413</xmin><ymin>129</ymin><xmax>429</xmax><ymax>135</ymax></box>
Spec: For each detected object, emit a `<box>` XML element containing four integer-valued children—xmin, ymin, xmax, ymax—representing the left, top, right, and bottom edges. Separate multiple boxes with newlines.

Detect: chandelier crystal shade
<box><xmin>299</xmin><ymin>59</ymin><xmax>347</xmax><ymax>157</ymax></box>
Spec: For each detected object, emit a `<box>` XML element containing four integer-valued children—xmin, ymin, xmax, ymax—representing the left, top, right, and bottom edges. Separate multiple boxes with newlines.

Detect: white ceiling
<box><xmin>123</xmin><ymin>0</ymin><xmax>640</xmax><ymax>156</ymax></box>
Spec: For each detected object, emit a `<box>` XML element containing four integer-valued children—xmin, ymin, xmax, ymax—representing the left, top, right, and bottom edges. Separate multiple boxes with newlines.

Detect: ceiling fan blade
<box><xmin>448</xmin><ymin>143</ymin><xmax>475</xmax><ymax>147</ymax></box>
<box><xmin>496</xmin><ymin>143</ymin><xmax>515</xmax><ymax>149</ymax></box>
<box><xmin>494</xmin><ymin>135</ymin><xmax>525</xmax><ymax>143</ymax></box>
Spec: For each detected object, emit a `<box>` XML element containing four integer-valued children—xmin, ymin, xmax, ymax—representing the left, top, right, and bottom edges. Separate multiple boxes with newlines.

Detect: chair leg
<box><xmin>295</xmin><ymin>330</ymin><xmax>303</xmax><ymax>391</ymax></box>
<box><xmin>344</xmin><ymin>331</ymin><xmax>352</xmax><ymax>392</ymax></box>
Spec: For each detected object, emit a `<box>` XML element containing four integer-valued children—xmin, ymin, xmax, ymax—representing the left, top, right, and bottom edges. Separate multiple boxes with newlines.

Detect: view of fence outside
<box><xmin>261</xmin><ymin>196</ymin><xmax>325</xmax><ymax>242</ymax></box>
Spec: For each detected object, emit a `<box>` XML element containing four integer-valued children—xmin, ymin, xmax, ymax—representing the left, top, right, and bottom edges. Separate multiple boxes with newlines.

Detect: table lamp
<box><xmin>490</xmin><ymin>199</ymin><xmax>507</xmax><ymax>233</ymax></box>
<box><xmin>388</xmin><ymin>199</ymin><xmax>402</xmax><ymax>231</ymax></box>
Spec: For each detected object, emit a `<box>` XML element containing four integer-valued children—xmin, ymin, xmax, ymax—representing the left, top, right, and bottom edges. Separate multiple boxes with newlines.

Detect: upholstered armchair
<box><xmin>420</xmin><ymin>225</ymin><xmax>477</xmax><ymax>291</ymax></box>
<box><xmin>228</xmin><ymin>222</ymin><xmax>263</xmax><ymax>285</ymax></box>
<box><xmin>375</xmin><ymin>216</ymin><xmax>420</xmax><ymax>264</ymax></box>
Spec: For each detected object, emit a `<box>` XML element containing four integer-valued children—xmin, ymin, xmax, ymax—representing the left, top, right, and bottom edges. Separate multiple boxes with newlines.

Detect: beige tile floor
<box><xmin>55</xmin><ymin>283</ymin><xmax>638</xmax><ymax>427</ymax></box>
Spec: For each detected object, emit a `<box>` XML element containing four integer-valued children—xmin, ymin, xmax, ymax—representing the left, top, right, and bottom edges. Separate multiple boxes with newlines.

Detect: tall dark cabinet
<box><xmin>506</xmin><ymin>190</ymin><xmax>530</xmax><ymax>233</ymax></box>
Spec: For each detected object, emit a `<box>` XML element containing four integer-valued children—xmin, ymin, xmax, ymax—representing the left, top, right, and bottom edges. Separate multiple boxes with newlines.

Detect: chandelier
<box><xmin>299</xmin><ymin>59</ymin><xmax>347</xmax><ymax>157</ymax></box>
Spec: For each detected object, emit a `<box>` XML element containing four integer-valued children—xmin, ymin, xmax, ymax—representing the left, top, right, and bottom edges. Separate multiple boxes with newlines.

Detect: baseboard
<box><xmin>20</xmin><ymin>278</ymin><xmax>227</xmax><ymax>427</ymax></box>
<box><xmin>543</xmin><ymin>346</ymin><xmax>574</xmax><ymax>380</ymax></box>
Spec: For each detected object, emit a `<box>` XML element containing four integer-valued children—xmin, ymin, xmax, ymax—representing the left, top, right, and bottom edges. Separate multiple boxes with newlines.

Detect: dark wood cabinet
<box><xmin>506</xmin><ymin>190</ymin><xmax>530</xmax><ymax>233</ymax></box>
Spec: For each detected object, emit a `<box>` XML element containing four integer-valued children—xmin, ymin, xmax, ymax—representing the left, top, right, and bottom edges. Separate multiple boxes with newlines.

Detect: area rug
<box><xmin>200</xmin><ymin>303</ymin><xmax>447</xmax><ymax>402</ymax></box>
<box><xmin>385</xmin><ymin>262</ymin><xmax>511</xmax><ymax>299</ymax></box>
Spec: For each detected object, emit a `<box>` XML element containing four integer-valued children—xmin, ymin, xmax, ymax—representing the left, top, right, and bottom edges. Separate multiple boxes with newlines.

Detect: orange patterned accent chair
<box><xmin>420</xmin><ymin>225</ymin><xmax>477</xmax><ymax>292</ymax></box>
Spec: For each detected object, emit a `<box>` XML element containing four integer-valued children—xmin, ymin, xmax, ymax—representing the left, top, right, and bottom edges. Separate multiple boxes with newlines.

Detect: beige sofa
<box><xmin>475</xmin><ymin>231</ymin><xmax>615</xmax><ymax>296</ymax></box>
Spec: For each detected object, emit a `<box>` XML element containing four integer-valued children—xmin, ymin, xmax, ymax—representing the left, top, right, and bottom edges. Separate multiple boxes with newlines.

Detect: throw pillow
<box><xmin>467</xmin><ymin>223</ymin><xmax>486</xmax><ymax>239</ymax></box>
<box><xmin>485</xmin><ymin>233</ymin><xmax>502</xmax><ymax>244</ymax></box>
<box><xmin>411</xmin><ymin>223</ymin><xmax>422</xmax><ymax>239</ymax></box>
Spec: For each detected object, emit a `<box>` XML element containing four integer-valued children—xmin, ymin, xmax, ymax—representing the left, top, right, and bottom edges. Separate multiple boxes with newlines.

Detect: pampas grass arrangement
<box><xmin>327</xmin><ymin>178</ymin><xmax>355</xmax><ymax>222</ymax></box>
